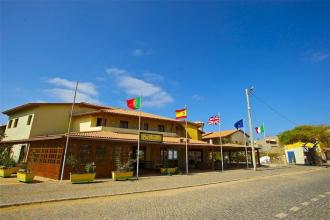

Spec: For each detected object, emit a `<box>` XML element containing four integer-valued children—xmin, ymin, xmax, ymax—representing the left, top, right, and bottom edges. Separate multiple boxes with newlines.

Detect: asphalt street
<box><xmin>1</xmin><ymin>167</ymin><xmax>329</xmax><ymax>220</ymax></box>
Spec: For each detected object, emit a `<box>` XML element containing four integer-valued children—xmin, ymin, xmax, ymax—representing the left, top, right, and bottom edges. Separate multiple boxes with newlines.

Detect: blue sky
<box><xmin>1</xmin><ymin>1</ymin><xmax>329</xmax><ymax>137</ymax></box>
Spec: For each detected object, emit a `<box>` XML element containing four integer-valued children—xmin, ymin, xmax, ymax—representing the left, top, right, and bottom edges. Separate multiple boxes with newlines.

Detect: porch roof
<box><xmin>0</xmin><ymin>131</ymin><xmax>260</xmax><ymax>150</ymax></box>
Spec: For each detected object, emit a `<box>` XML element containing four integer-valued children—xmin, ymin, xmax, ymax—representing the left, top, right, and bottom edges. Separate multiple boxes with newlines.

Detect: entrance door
<box><xmin>189</xmin><ymin>150</ymin><xmax>203</xmax><ymax>169</ymax></box>
<box><xmin>133</xmin><ymin>146</ymin><xmax>146</xmax><ymax>169</ymax></box>
<box><xmin>287</xmin><ymin>151</ymin><xmax>296</xmax><ymax>164</ymax></box>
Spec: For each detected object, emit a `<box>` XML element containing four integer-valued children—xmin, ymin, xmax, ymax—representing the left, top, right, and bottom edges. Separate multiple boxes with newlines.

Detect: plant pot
<box><xmin>112</xmin><ymin>171</ymin><xmax>134</xmax><ymax>181</ymax></box>
<box><xmin>10</xmin><ymin>167</ymin><xmax>20</xmax><ymax>174</ymax></box>
<box><xmin>70</xmin><ymin>173</ymin><xmax>96</xmax><ymax>184</ymax></box>
<box><xmin>160</xmin><ymin>167</ymin><xmax>178</xmax><ymax>174</ymax></box>
<box><xmin>17</xmin><ymin>172</ymin><xmax>35</xmax><ymax>183</ymax></box>
<box><xmin>0</xmin><ymin>167</ymin><xmax>13</xmax><ymax>177</ymax></box>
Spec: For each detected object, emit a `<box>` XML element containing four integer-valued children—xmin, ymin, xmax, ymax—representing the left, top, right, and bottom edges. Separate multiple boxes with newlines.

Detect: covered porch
<box><xmin>0</xmin><ymin>131</ymin><xmax>261</xmax><ymax>179</ymax></box>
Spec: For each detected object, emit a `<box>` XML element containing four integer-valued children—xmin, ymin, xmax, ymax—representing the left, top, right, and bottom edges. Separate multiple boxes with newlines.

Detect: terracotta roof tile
<box><xmin>72</xmin><ymin>108</ymin><xmax>200</xmax><ymax>126</ymax></box>
<box><xmin>68</xmin><ymin>131</ymin><xmax>208</xmax><ymax>145</ymax></box>
<box><xmin>202</xmin><ymin>130</ymin><xmax>238</xmax><ymax>139</ymax></box>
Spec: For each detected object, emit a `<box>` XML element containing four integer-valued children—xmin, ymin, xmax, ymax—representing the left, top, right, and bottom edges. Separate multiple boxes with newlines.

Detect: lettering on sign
<box><xmin>140</xmin><ymin>132</ymin><xmax>163</xmax><ymax>143</ymax></box>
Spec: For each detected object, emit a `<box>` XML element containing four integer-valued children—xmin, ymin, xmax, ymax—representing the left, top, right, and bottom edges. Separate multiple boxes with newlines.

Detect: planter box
<box><xmin>70</xmin><ymin>173</ymin><xmax>96</xmax><ymax>184</ymax></box>
<box><xmin>160</xmin><ymin>167</ymin><xmax>178</xmax><ymax>175</ymax></box>
<box><xmin>112</xmin><ymin>171</ymin><xmax>134</xmax><ymax>181</ymax></box>
<box><xmin>17</xmin><ymin>172</ymin><xmax>35</xmax><ymax>183</ymax></box>
<box><xmin>0</xmin><ymin>167</ymin><xmax>13</xmax><ymax>178</ymax></box>
<box><xmin>10</xmin><ymin>167</ymin><xmax>20</xmax><ymax>174</ymax></box>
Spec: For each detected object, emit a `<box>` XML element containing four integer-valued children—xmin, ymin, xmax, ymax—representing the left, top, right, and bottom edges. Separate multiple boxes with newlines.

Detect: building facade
<box><xmin>1</xmin><ymin>103</ymin><xmax>260</xmax><ymax>179</ymax></box>
<box><xmin>2</xmin><ymin>103</ymin><xmax>111</xmax><ymax>163</ymax></box>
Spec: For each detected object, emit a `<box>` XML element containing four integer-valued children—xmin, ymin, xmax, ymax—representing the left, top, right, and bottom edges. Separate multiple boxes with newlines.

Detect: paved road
<box><xmin>1</xmin><ymin>167</ymin><xmax>329</xmax><ymax>220</ymax></box>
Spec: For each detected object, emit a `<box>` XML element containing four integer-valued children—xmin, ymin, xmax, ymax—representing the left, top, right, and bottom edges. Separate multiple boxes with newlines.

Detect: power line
<box><xmin>250</xmin><ymin>92</ymin><xmax>298</xmax><ymax>126</ymax></box>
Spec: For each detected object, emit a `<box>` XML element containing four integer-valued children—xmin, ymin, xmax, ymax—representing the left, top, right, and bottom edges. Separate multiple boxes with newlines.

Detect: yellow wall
<box><xmin>84</xmin><ymin>114</ymin><xmax>178</xmax><ymax>133</ymax></box>
<box><xmin>72</xmin><ymin>115</ymin><xmax>93</xmax><ymax>132</ymax></box>
<box><xmin>285</xmin><ymin>142</ymin><xmax>320</xmax><ymax>150</ymax></box>
<box><xmin>73</xmin><ymin>114</ymin><xmax>202</xmax><ymax>140</ymax></box>
<box><xmin>186</xmin><ymin>123</ymin><xmax>200</xmax><ymax>140</ymax></box>
<box><xmin>30</xmin><ymin>105</ymin><xmax>97</xmax><ymax>136</ymax></box>
<box><xmin>3</xmin><ymin>108</ymin><xmax>36</xmax><ymax>141</ymax></box>
<box><xmin>3</xmin><ymin>104</ymin><xmax>101</xmax><ymax>140</ymax></box>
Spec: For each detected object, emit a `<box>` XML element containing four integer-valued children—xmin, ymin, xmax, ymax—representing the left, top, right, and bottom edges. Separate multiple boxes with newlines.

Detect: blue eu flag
<box><xmin>234</xmin><ymin>119</ymin><xmax>243</xmax><ymax>129</ymax></box>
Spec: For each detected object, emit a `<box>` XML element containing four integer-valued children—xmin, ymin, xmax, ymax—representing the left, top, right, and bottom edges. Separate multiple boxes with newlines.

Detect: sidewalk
<box><xmin>0</xmin><ymin>166</ymin><xmax>323</xmax><ymax>208</ymax></box>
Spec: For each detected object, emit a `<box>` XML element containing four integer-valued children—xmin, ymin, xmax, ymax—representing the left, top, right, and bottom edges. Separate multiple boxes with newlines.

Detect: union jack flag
<box><xmin>208</xmin><ymin>115</ymin><xmax>220</xmax><ymax>125</ymax></box>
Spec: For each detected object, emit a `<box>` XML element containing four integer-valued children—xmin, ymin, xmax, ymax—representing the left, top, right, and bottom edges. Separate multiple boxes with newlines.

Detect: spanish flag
<box><xmin>176</xmin><ymin>108</ymin><xmax>187</xmax><ymax>119</ymax></box>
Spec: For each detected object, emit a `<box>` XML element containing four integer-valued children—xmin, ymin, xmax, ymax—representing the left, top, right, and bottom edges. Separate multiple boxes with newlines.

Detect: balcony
<box><xmin>84</xmin><ymin>126</ymin><xmax>179</xmax><ymax>137</ymax></box>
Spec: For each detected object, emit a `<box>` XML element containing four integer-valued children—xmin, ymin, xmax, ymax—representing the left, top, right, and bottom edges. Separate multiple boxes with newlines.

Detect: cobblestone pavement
<box><xmin>1</xmin><ymin>166</ymin><xmax>329</xmax><ymax>219</ymax></box>
<box><xmin>0</xmin><ymin>166</ymin><xmax>320</xmax><ymax>207</ymax></box>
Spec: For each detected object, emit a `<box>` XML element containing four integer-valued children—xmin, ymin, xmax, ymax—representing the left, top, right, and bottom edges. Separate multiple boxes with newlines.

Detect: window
<box><xmin>8</xmin><ymin>120</ymin><xmax>13</xmax><ymax>129</ymax></box>
<box><xmin>143</xmin><ymin>123</ymin><xmax>149</xmax><ymax>130</ymax></box>
<box><xmin>13</xmin><ymin>118</ymin><xmax>19</xmax><ymax>128</ymax></box>
<box><xmin>161</xmin><ymin>149</ymin><xmax>178</xmax><ymax>167</ymax></box>
<box><xmin>27</xmin><ymin>115</ymin><xmax>33</xmax><ymax>125</ymax></box>
<box><xmin>158</xmin><ymin>125</ymin><xmax>165</xmax><ymax>132</ymax></box>
<box><xmin>96</xmin><ymin>118</ymin><xmax>102</xmax><ymax>126</ymax></box>
<box><xmin>189</xmin><ymin>151</ymin><xmax>202</xmax><ymax>162</ymax></box>
<box><xmin>96</xmin><ymin>146</ymin><xmax>107</xmax><ymax>163</ymax></box>
<box><xmin>80</xmin><ymin>145</ymin><xmax>91</xmax><ymax>163</ymax></box>
<box><xmin>120</xmin><ymin>121</ymin><xmax>128</xmax><ymax>129</ymax></box>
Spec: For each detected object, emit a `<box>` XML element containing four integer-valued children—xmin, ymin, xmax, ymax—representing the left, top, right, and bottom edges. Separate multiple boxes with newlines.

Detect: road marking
<box><xmin>289</xmin><ymin>206</ymin><xmax>300</xmax><ymax>212</ymax></box>
<box><xmin>311</xmin><ymin>198</ymin><xmax>319</xmax><ymax>202</ymax></box>
<box><xmin>275</xmin><ymin>213</ymin><xmax>287</xmax><ymax>219</ymax></box>
<box><xmin>319</xmin><ymin>194</ymin><xmax>326</xmax><ymax>198</ymax></box>
<box><xmin>301</xmin><ymin>202</ymin><xmax>309</xmax><ymax>206</ymax></box>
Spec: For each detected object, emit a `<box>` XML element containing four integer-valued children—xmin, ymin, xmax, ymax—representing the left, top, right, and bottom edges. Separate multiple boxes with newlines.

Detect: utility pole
<box><xmin>245</xmin><ymin>87</ymin><xmax>257</xmax><ymax>171</ymax></box>
<box><xmin>61</xmin><ymin>81</ymin><xmax>78</xmax><ymax>182</ymax></box>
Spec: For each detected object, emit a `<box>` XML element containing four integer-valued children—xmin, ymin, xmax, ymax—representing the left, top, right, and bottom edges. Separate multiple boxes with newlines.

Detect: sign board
<box><xmin>140</xmin><ymin>132</ymin><xmax>163</xmax><ymax>143</ymax></box>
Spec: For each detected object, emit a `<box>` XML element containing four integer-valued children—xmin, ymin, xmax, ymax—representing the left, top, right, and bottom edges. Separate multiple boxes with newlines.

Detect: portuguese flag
<box><xmin>127</xmin><ymin>96</ymin><xmax>142</xmax><ymax>110</ymax></box>
<box><xmin>255</xmin><ymin>124</ymin><xmax>265</xmax><ymax>134</ymax></box>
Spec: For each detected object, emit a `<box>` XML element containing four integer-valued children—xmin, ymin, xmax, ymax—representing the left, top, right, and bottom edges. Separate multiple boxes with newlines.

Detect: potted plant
<box><xmin>17</xmin><ymin>163</ymin><xmax>35</xmax><ymax>183</ymax></box>
<box><xmin>160</xmin><ymin>160</ymin><xmax>178</xmax><ymax>175</ymax></box>
<box><xmin>67</xmin><ymin>154</ymin><xmax>96</xmax><ymax>184</ymax></box>
<box><xmin>160</xmin><ymin>167</ymin><xmax>178</xmax><ymax>175</ymax></box>
<box><xmin>0</xmin><ymin>152</ymin><xmax>17</xmax><ymax>178</ymax></box>
<box><xmin>112</xmin><ymin>158</ymin><xmax>134</xmax><ymax>181</ymax></box>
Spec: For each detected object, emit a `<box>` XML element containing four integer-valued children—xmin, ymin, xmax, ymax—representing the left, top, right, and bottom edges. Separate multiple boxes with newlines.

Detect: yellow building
<box><xmin>284</xmin><ymin>142</ymin><xmax>322</xmax><ymax>165</ymax></box>
<box><xmin>1</xmin><ymin>102</ymin><xmax>259</xmax><ymax>179</ymax></box>
<box><xmin>2</xmin><ymin>102</ymin><xmax>110</xmax><ymax>162</ymax></box>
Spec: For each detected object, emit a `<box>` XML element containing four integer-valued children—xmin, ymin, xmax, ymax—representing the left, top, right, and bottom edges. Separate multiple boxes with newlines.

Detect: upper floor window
<box><xmin>27</xmin><ymin>115</ymin><xmax>33</xmax><ymax>125</ymax></box>
<box><xmin>143</xmin><ymin>123</ymin><xmax>149</xmax><ymax>130</ymax></box>
<box><xmin>96</xmin><ymin>118</ymin><xmax>107</xmax><ymax>127</ymax></box>
<box><xmin>8</xmin><ymin>120</ymin><xmax>13</xmax><ymax>129</ymax></box>
<box><xmin>158</xmin><ymin>125</ymin><xmax>165</xmax><ymax>132</ymax></box>
<box><xmin>120</xmin><ymin>121</ymin><xmax>128</xmax><ymax>129</ymax></box>
<box><xmin>13</xmin><ymin>118</ymin><xmax>19</xmax><ymax>128</ymax></box>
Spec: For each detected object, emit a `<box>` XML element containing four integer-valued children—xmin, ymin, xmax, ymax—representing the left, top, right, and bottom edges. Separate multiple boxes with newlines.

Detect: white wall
<box><xmin>285</xmin><ymin>148</ymin><xmax>305</xmax><ymax>164</ymax></box>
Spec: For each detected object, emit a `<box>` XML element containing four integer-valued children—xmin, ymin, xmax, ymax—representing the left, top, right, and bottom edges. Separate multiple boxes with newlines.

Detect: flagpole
<box><xmin>185</xmin><ymin>104</ymin><xmax>189</xmax><ymax>175</ymax></box>
<box><xmin>242</xmin><ymin>119</ymin><xmax>249</xmax><ymax>168</ymax></box>
<box><xmin>136</xmin><ymin>96</ymin><xmax>142</xmax><ymax>180</ymax></box>
<box><xmin>60</xmin><ymin>81</ymin><xmax>78</xmax><ymax>182</ymax></box>
<box><xmin>218</xmin><ymin>113</ymin><xmax>224</xmax><ymax>172</ymax></box>
<box><xmin>263</xmin><ymin>122</ymin><xmax>266</xmax><ymax>139</ymax></box>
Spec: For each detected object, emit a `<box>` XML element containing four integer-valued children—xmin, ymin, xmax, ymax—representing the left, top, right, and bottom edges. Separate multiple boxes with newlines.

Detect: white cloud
<box><xmin>48</xmin><ymin>77</ymin><xmax>98</xmax><ymax>96</ymax></box>
<box><xmin>192</xmin><ymin>94</ymin><xmax>204</xmax><ymax>101</ymax></box>
<box><xmin>311</xmin><ymin>52</ymin><xmax>328</xmax><ymax>62</ymax></box>
<box><xmin>132</xmin><ymin>49</ymin><xmax>143</xmax><ymax>56</ymax></box>
<box><xmin>132</xmin><ymin>48</ymin><xmax>153</xmax><ymax>57</ymax></box>
<box><xmin>106</xmin><ymin>67</ymin><xmax>173</xmax><ymax>107</ymax></box>
<box><xmin>46</xmin><ymin>77</ymin><xmax>101</xmax><ymax>104</ymax></box>
<box><xmin>142</xmin><ymin>72</ymin><xmax>164</xmax><ymax>82</ymax></box>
